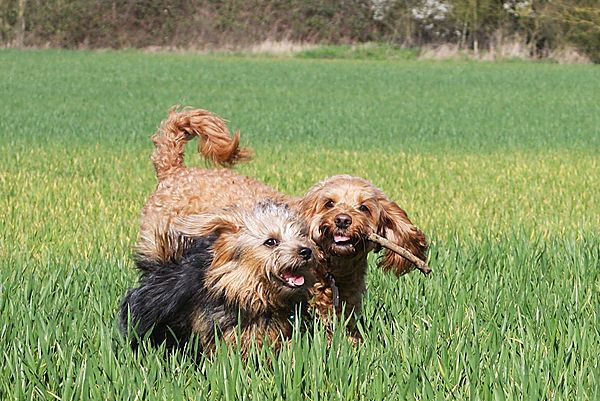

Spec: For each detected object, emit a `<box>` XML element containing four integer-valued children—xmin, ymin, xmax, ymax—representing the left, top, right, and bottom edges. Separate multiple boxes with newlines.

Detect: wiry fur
<box><xmin>121</xmin><ymin>201</ymin><xmax>316</xmax><ymax>357</ymax></box>
<box><xmin>136</xmin><ymin>107</ymin><xmax>428</xmax><ymax>342</ymax></box>
<box><xmin>138</xmin><ymin>107</ymin><xmax>285</xmax><ymax>260</ymax></box>
<box><xmin>151</xmin><ymin>106</ymin><xmax>251</xmax><ymax>180</ymax></box>
<box><xmin>298</xmin><ymin>175</ymin><xmax>428</xmax><ymax>337</ymax></box>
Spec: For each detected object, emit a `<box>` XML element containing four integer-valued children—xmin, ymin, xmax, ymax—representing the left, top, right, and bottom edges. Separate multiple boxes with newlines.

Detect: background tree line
<box><xmin>1</xmin><ymin>0</ymin><xmax>598</xmax><ymax>62</ymax></box>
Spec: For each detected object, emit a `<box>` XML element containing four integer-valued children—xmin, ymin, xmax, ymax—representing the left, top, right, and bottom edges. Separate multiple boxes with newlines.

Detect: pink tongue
<box><xmin>283</xmin><ymin>272</ymin><xmax>305</xmax><ymax>286</ymax></box>
<box><xmin>334</xmin><ymin>235</ymin><xmax>351</xmax><ymax>243</ymax></box>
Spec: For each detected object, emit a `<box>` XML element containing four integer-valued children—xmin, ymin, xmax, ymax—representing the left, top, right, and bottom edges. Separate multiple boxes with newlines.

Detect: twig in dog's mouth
<box><xmin>368</xmin><ymin>233</ymin><xmax>432</xmax><ymax>275</ymax></box>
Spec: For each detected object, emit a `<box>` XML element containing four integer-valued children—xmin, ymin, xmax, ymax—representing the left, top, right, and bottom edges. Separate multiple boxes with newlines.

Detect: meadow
<box><xmin>0</xmin><ymin>49</ymin><xmax>599</xmax><ymax>400</ymax></box>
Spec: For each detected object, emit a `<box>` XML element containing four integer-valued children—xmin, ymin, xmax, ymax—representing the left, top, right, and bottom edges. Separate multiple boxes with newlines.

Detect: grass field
<box><xmin>1</xmin><ymin>49</ymin><xmax>599</xmax><ymax>400</ymax></box>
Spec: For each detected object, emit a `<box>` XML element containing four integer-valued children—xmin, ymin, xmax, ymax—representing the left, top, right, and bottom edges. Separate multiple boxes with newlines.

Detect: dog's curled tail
<box><xmin>151</xmin><ymin>107</ymin><xmax>252</xmax><ymax>181</ymax></box>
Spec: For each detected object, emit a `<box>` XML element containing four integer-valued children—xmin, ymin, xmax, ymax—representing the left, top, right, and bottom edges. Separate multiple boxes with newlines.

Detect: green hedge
<box><xmin>1</xmin><ymin>0</ymin><xmax>598</xmax><ymax>62</ymax></box>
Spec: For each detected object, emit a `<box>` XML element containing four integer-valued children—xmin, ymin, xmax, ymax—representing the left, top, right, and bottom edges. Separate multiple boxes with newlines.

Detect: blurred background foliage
<box><xmin>0</xmin><ymin>0</ymin><xmax>598</xmax><ymax>62</ymax></box>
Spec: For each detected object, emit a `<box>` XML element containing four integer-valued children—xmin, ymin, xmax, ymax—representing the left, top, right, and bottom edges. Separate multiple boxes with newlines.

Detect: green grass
<box><xmin>1</xmin><ymin>49</ymin><xmax>599</xmax><ymax>400</ymax></box>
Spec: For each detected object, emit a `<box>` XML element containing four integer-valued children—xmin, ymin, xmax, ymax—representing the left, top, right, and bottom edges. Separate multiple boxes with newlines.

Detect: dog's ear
<box><xmin>151</xmin><ymin>226</ymin><xmax>194</xmax><ymax>264</ymax></box>
<box><xmin>376</xmin><ymin>197</ymin><xmax>428</xmax><ymax>277</ymax></box>
<box><xmin>297</xmin><ymin>186</ymin><xmax>327</xmax><ymax>243</ymax></box>
<box><xmin>147</xmin><ymin>214</ymin><xmax>241</xmax><ymax>264</ymax></box>
<box><xmin>171</xmin><ymin>212</ymin><xmax>242</xmax><ymax>238</ymax></box>
<box><xmin>297</xmin><ymin>188</ymin><xmax>320</xmax><ymax>219</ymax></box>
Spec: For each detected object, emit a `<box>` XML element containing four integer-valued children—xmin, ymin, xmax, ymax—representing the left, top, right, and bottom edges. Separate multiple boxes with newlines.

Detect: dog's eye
<box><xmin>324</xmin><ymin>200</ymin><xmax>335</xmax><ymax>209</ymax></box>
<box><xmin>358</xmin><ymin>205</ymin><xmax>369</xmax><ymax>213</ymax></box>
<box><xmin>263</xmin><ymin>238</ymin><xmax>279</xmax><ymax>247</ymax></box>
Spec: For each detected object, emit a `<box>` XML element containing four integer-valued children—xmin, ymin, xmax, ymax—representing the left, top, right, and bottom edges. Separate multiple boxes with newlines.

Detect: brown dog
<box><xmin>137</xmin><ymin>108</ymin><xmax>285</xmax><ymax>260</ymax></box>
<box><xmin>137</xmin><ymin>107</ymin><xmax>428</xmax><ymax>340</ymax></box>
<box><xmin>298</xmin><ymin>175</ymin><xmax>427</xmax><ymax>335</ymax></box>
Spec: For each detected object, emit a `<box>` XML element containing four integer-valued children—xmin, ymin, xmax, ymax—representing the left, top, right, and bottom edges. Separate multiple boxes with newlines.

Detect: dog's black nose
<box><xmin>334</xmin><ymin>214</ymin><xmax>352</xmax><ymax>229</ymax></box>
<box><xmin>298</xmin><ymin>247</ymin><xmax>312</xmax><ymax>260</ymax></box>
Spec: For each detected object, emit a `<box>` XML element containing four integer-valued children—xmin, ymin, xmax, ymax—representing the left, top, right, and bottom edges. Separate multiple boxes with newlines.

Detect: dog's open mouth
<box><xmin>330</xmin><ymin>233</ymin><xmax>360</xmax><ymax>255</ymax></box>
<box><xmin>279</xmin><ymin>271</ymin><xmax>306</xmax><ymax>288</ymax></box>
<box><xmin>333</xmin><ymin>234</ymin><xmax>354</xmax><ymax>246</ymax></box>
<box><xmin>320</xmin><ymin>226</ymin><xmax>361</xmax><ymax>256</ymax></box>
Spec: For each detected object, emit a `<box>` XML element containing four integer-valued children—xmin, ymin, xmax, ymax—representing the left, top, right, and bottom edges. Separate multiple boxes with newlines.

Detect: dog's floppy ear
<box><xmin>171</xmin><ymin>212</ymin><xmax>244</xmax><ymax>269</ymax></box>
<box><xmin>150</xmin><ymin>225</ymin><xmax>195</xmax><ymax>264</ymax></box>
<box><xmin>376</xmin><ymin>197</ymin><xmax>428</xmax><ymax>277</ymax></box>
<box><xmin>297</xmin><ymin>184</ymin><xmax>329</xmax><ymax>243</ymax></box>
<box><xmin>297</xmin><ymin>185</ymin><xmax>322</xmax><ymax>219</ymax></box>
<box><xmin>171</xmin><ymin>212</ymin><xmax>242</xmax><ymax>238</ymax></box>
<box><xmin>146</xmin><ymin>213</ymin><xmax>241</xmax><ymax>264</ymax></box>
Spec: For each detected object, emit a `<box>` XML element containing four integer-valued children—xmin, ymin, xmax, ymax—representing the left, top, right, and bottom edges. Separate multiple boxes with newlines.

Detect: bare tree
<box><xmin>15</xmin><ymin>0</ymin><xmax>26</xmax><ymax>46</ymax></box>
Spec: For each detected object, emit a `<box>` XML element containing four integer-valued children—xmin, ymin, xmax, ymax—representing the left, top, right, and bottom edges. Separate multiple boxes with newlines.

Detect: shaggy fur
<box><xmin>121</xmin><ymin>201</ymin><xmax>316</xmax><ymax>356</ymax></box>
<box><xmin>137</xmin><ymin>108</ymin><xmax>286</xmax><ymax>260</ymax></box>
<box><xmin>137</xmin><ymin>106</ymin><xmax>428</xmax><ymax>341</ymax></box>
<box><xmin>298</xmin><ymin>175</ymin><xmax>428</xmax><ymax>335</ymax></box>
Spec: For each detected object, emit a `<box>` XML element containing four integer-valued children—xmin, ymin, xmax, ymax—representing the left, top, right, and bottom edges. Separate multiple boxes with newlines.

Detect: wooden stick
<box><xmin>368</xmin><ymin>233</ymin><xmax>432</xmax><ymax>275</ymax></box>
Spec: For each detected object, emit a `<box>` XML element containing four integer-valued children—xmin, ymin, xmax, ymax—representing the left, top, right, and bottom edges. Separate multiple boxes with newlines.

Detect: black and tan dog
<box><xmin>120</xmin><ymin>201</ymin><xmax>316</xmax><ymax>357</ymax></box>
